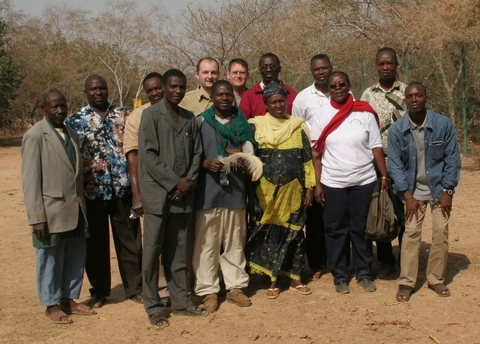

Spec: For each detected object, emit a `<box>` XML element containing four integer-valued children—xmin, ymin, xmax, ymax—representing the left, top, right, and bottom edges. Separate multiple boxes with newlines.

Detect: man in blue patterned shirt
<box><xmin>65</xmin><ymin>75</ymin><xmax>143</xmax><ymax>307</ymax></box>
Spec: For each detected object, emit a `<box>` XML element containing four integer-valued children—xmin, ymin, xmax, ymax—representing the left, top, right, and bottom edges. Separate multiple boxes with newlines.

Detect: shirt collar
<box><xmin>404</xmin><ymin>110</ymin><xmax>432</xmax><ymax>132</ymax></box>
<box><xmin>260</xmin><ymin>80</ymin><xmax>285</xmax><ymax>90</ymax></box>
<box><xmin>195</xmin><ymin>86</ymin><xmax>211</xmax><ymax>102</ymax></box>
<box><xmin>371</xmin><ymin>80</ymin><xmax>403</xmax><ymax>93</ymax></box>
<box><xmin>310</xmin><ymin>83</ymin><xmax>329</xmax><ymax>98</ymax></box>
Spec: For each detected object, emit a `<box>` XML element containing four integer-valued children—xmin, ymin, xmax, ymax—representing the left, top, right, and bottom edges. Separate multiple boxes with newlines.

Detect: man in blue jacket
<box><xmin>387</xmin><ymin>82</ymin><xmax>461</xmax><ymax>302</ymax></box>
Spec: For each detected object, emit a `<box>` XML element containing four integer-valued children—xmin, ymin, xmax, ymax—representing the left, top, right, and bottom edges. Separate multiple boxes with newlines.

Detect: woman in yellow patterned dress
<box><xmin>246</xmin><ymin>82</ymin><xmax>316</xmax><ymax>299</ymax></box>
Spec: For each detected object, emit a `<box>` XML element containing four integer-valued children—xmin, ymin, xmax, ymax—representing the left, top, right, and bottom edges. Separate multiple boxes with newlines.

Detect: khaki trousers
<box><xmin>399</xmin><ymin>201</ymin><xmax>449</xmax><ymax>288</ymax></box>
<box><xmin>193</xmin><ymin>208</ymin><xmax>249</xmax><ymax>296</ymax></box>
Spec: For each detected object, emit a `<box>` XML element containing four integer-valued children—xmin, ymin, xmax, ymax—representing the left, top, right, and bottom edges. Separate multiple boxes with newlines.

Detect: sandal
<box><xmin>312</xmin><ymin>271</ymin><xmax>323</xmax><ymax>281</ymax></box>
<box><xmin>60</xmin><ymin>299</ymin><xmax>96</xmax><ymax>315</ymax></box>
<box><xmin>428</xmin><ymin>283</ymin><xmax>451</xmax><ymax>297</ymax></box>
<box><xmin>396</xmin><ymin>285</ymin><xmax>414</xmax><ymax>302</ymax></box>
<box><xmin>45</xmin><ymin>306</ymin><xmax>73</xmax><ymax>324</ymax></box>
<box><xmin>289</xmin><ymin>285</ymin><xmax>312</xmax><ymax>295</ymax></box>
<box><xmin>172</xmin><ymin>305</ymin><xmax>205</xmax><ymax>316</ymax></box>
<box><xmin>266</xmin><ymin>288</ymin><xmax>280</xmax><ymax>299</ymax></box>
<box><xmin>148</xmin><ymin>312</ymin><xmax>169</xmax><ymax>329</ymax></box>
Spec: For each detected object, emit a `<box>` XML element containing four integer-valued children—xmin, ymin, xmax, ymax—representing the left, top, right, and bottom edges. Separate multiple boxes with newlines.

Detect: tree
<box><xmin>0</xmin><ymin>19</ymin><xmax>23</xmax><ymax>131</ymax></box>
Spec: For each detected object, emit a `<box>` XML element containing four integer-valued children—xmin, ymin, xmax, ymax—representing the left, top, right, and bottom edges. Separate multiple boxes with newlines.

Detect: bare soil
<box><xmin>1</xmin><ymin>145</ymin><xmax>479</xmax><ymax>344</ymax></box>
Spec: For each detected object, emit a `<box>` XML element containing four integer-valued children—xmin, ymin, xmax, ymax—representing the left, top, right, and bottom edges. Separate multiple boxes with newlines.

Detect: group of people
<box><xmin>21</xmin><ymin>48</ymin><xmax>461</xmax><ymax>328</ymax></box>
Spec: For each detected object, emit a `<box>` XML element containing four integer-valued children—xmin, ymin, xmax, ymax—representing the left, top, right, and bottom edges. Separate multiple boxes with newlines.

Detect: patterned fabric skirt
<box><xmin>246</xmin><ymin>222</ymin><xmax>306</xmax><ymax>281</ymax></box>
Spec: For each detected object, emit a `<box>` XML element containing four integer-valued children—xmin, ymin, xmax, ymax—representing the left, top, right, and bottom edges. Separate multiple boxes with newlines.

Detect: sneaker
<box><xmin>359</xmin><ymin>278</ymin><xmax>376</xmax><ymax>292</ymax></box>
<box><xmin>172</xmin><ymin>305</ymin><xmax>206</xmax><ymax>316</ymax></box>
<box><xmin>335</xmin><ymin>282</ymin><xmax>350</xmax><ymax>294</ymax></box>
<box><xmin>202</xmin><ymin>293</ymin><xmax>218</xmax><ymax>313</ymax></box>
<box><xmin>227</xmin><ymin>289</ymin><xmax>252</xmax><ymax>307</ymax></box>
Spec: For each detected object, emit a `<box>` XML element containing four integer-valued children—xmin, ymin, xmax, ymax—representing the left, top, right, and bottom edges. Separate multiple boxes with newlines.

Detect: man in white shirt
<box><xmin>293</xmin><ymin>54</ymin><xmax>332</xmax><ymax>139</ymax></box>
<box><xmin>292</xmin><ymin>54</ymin><xmax>333</xmax><ymax>281</ymax></box>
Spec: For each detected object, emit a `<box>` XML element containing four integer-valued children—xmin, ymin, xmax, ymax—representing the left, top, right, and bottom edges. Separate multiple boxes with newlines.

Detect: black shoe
<box><xmin>86</xmin><ymin>294</ymin><xmax>107</xmax><ymax>308</ymax></box>
<box><xmin>172</xmin><ymin>305</ymin><xmax>205</xmax><ymax>316</ymax></box>
<box><xmin>128</xmin><ymin>293</ymin><xmax>144</xmax><ymax>304</ymax></box>
<box><xmin>335</xmin><ymin>282</ymin><xmax>350</xmax><ymax>294</ymax></box>
<box><xmin>359</xmin><ymin>278</ymin><xmax>376</xmax><ymax>292</ymax></box>
<box><xmin>160</xmin><ymin>296</ymin><xmax>171</xmax><ymax>308</ymax></box>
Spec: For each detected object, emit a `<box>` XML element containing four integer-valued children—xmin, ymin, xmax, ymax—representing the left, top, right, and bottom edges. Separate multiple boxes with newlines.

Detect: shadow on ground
<box><xmin>416</xmin><ymin>243</ymin><xmax>470</xmax><ymax>288</ymax></box>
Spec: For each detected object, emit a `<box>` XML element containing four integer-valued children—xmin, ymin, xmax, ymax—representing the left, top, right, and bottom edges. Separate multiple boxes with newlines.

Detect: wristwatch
<box><xmin>443</xmin><ymin>188</ymin><xmax>454</xmax><ymax>196</ymax></box>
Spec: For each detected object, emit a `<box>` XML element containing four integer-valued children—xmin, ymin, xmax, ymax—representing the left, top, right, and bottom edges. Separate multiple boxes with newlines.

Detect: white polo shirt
<box><xmin>292</xmin><ymin>83</ymin><xmax>329</xmax><ymax>143</ymax></box>
<box><xmin>311</xmin><ymin>103</ymin><xmax>383</xmax><ymax>188</ymax></box>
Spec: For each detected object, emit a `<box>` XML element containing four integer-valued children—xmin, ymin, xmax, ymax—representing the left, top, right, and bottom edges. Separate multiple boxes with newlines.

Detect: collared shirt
<box><xmin>387</xmin><ymin>109</ymin><xmax>461</xmax><ymax>205</ymax></box>
<box><xmin>239</xmin><ymin>81</ymin><xmax>297</xmax><ymax>119</ymax></box>
<box><xmin>409</xmin><ymin>117</ymin><xmax>430</xmax><ymax>200</ymax></box>
<box><xmin>311</xmin><ymin>103</ymin><xmax>382</xmax><ymax>188</ymax></box>
<box><xmin>180</xmin><ymin>86</ymin><xmax>214</xmax><ymax>116</ymax></box>
<box><xmin>65</xmin><ymin>104</ymin><xmax>131</xmax><ymax>201</ymax></box>
<box><xmin>123</xmin><ymin>102</ymin><xmax>151</xmax><ymax>154</ymax></box>
<box><xmin>292</xmin><ymin>83</ymin><xmax>329</xmax><ymax>143</ymax></box>
<box><xmin>361</xmin><ymin>80</ymin><xmax>407</xmax><ymax>152</ymax></box>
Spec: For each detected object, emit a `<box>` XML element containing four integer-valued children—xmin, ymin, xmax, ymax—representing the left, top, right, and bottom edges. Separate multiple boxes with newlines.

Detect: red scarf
<box><xmin>313</xmin><ymin>94</ymin><xmax>380</xmax><ymax>153</ymax></box>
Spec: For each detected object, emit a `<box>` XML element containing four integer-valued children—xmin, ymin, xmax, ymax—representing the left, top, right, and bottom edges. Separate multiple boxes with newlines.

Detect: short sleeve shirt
<box><xmin>123</xmin><ymin>102</ymin><xmax>151</xmax><ymax>154</ymax></box>
<box><xmin>65</xmin><ymin>104</ymin><xmax>131</xmax><ymax>200</ymax></box>
<box><xmin>179</xmin><ymin>86</ymin><xmax>214</xmax><ymax>116</ymax></box>
<box><xmin>361</xmin><ymin>80</ymin><xmax>407</xmax><ymax>152</ymax></box>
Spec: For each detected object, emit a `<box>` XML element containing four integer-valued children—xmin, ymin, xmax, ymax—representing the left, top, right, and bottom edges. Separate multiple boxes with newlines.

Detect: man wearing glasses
<box><xmin>226</xmin><ymin>58</ymin><xmax>250</xmax><ymax>105</ymax></box>
<box><xmin>239</xmin><ymin>53</ymin><xmax>297</xmax><ymax>119</ymax></box>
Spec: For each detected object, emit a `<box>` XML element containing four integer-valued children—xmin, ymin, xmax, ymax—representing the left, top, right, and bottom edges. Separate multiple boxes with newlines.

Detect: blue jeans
<box><xmin>322</xmin><ymin>181</ymin><xmax>375</xmax><ymax>285</ymax></box>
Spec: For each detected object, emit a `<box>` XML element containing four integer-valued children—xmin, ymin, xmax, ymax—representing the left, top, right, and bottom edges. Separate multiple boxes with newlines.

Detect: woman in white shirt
<box><xmin>311</xmin><ymin>71</ymin><xmax>389</xmax><ymax>294</ymax></box>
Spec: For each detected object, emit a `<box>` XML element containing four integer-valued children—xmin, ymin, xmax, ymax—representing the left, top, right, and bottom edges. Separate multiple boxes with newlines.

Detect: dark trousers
<box><xmin>322</xmin><ymin>182</ymin><xmax>375</xmax><ymax>285</ymax></box>
<box><xmin>85</xmin><ymin>198</ymin><xmax>142</xmax><ymax>298</ymax></box>
<box><xmin>376</xmin><ymin>242</ymin><xmax>396</xmax><ymax>267</ymax></box>
<box><xmin>143</xmin><ymin>213</ymin><xmax>192</xmax><ymax>316</ymax></box>
<box><xmin>305</xmin><ymin>201</ymin><xmax>327</xmax><ymax>270</ymax></box>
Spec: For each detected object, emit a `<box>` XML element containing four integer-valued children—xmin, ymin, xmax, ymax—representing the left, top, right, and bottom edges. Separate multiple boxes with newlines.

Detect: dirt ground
<box><xmin>1</xmin><ymin>141</ymin><xmax>479</xmax><ymax>344</ymax></box>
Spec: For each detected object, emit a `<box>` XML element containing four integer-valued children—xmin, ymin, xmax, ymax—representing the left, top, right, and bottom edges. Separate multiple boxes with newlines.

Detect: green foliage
<box><xmin>0</xmin><ymin>19</ymin><xmax>23</xmax><ymax>129</ymax></box>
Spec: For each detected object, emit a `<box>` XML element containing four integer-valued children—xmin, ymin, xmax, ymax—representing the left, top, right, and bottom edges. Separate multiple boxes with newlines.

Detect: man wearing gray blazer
<box><xmin>139</xmin><ymin>69</ymin><xmax>204</xmax><ymax>328</ymax></box>
<box><xmin>22</xmin><ymin>89</ymin><xmax>94</xmax><ymax>324</ymax></box>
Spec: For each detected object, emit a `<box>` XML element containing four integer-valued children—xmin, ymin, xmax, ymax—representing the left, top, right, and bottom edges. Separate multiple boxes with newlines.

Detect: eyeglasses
<box><xmin>260</xmin><ymin>64</ymin><xmax>279</xmax><ymax>71</ymax></box>
<box><xmin>329</xmin><ymin>82</ymin><xmax>347</xmax><ymax>89</ymax></box>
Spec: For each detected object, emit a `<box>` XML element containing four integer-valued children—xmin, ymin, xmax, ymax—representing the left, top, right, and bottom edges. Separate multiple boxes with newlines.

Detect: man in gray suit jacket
<box><xmin>22</xmin><ymin>89</ymin><xmax>95</xmax><ymax>324</ymax></box>
<box><xmin>139</xmin><ymin>69</ymin><xmax>204</xmax><ymax>328</ymax></box>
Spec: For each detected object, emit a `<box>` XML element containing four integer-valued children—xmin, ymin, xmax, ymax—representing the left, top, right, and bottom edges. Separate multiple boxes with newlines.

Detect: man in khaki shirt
<box><xmin>180</xmin><ymin>57</ymin><xmax>219</xmax><ymax>116</ymax></box>
<box><xmin>361</xmin><ymin>47</ymin><xmax>407</xmax><ymax>278</ymax></box>
<box><xmin>124</xmin><ymin>72</ymin><xmax>165</xmax><ymax>210</ymax></box>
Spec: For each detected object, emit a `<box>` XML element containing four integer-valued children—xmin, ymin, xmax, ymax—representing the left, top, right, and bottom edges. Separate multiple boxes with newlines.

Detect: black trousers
<box><xmin>322</xmin><ymin>182</ymin><xmax>375</xmax><ymax>285</ymax></box>
<box><xmin>305</xmin><ymin>201</ymin><xmax>327</xmax><ymax>270</ymax></box>
<box><xmin>85</xmin><ymin>197</ymin><xmax>142</xmax><ymax>298</ymax></box>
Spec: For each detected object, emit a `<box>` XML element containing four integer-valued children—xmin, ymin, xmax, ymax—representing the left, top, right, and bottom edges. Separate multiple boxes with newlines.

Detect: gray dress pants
<box><xmin>143</xmin><ymin>212</ymin><xmax>192</xmax><ymax>315</ymax></box>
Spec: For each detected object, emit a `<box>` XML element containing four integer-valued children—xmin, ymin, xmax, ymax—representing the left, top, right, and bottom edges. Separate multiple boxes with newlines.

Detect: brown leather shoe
<box><xmin>227</xmin><ymin>289</ymin><xmax>252</xmax><ymax>307</ymax></box>
<box><xmin>202</xmin><ymin>293</ymin><xmax>218</xmax><ymax>313</ymax></box>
